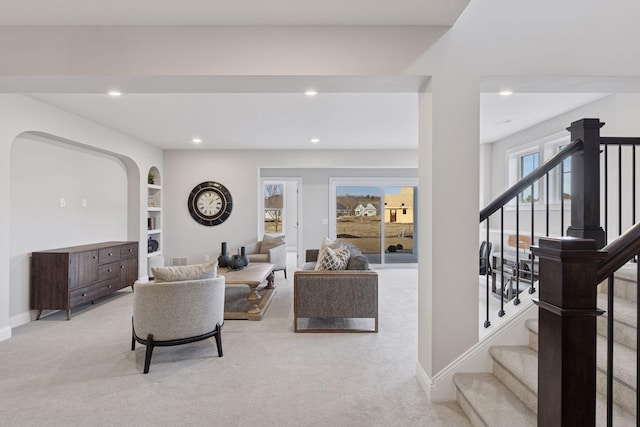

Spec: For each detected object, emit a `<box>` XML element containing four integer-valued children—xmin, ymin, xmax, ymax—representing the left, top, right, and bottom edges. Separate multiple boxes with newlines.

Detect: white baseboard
<box><xmin>420</xmin><ymin>293</ymin><xmax>538</xmax><ymax>402</ymax></box>
<box><xmin>0</xmin><ymin>325</ymin><xmax>11</xmax><ymax>342</ymax></box>
<box><xmin>10</xmin><ymin>311</ymin><xmax>32</xmax><ymax>328</ymax></box>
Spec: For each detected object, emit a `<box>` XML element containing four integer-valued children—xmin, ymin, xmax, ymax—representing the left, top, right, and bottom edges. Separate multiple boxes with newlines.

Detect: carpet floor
<box><xmin>0</xmin><ymin>255</ymin><xmax>470</xmax><ymax>426</ymax></box>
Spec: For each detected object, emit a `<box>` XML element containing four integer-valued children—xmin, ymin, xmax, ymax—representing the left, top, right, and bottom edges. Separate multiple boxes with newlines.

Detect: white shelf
<box><xmin>148</xmin><ymin>207</ymin><xmax>161</xmax><ymax>212</ymax></box>
<box><xmin>148</xmin><ymin>229</ymin><xmax>162</xmax><ymax>235</ymax></box>
<box><xmin>147</xmin><ymin>251</ymin><xmax>162</xmax><ymax>258</ymax></box>
<box><xmin>148</xmin><ymin>184</ymin><xmax>162</xmax><ymax>190</ymax></box>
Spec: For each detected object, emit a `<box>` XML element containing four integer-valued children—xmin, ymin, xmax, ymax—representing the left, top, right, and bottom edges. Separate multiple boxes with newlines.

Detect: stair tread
<box><xmin>526</xmin><ymin>318</ymin><xmax>636</xmax><ymax>388</ymax></box>
<box><xmin>596</xmin><ymin>334</ymin><xmax>637</xmax><ymax>389</ymax></box>
<box><xmin>489</xmin><ymin>345</ymin><xmax>538</xmax><ymax>394</ymax></box>
<box><xmin>595</xmin><ymin>391</ymin><xmax>636</xmax><ymax>426</ymax></box>
<box><xmin>453</xmin><ymin>372</ymin><xmax>536</xmax><ymax>427</ymax></box>
<box><xmin>597</xmin><ymin>293</ymin><xmax>637</xmax><ymax>327</ymax></box>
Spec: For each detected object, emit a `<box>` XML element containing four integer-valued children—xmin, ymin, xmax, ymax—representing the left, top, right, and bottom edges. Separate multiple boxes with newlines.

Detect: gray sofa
<box><xmin>293</xmin><ymin>249</ymin><xmax>378</xmax><ymax>332</ymax></box>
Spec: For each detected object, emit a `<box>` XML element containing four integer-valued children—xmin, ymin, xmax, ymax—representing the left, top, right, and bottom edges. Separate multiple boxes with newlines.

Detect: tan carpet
<box><xmin>0</xmin><ymin>255</ymin><xmax>470</xmax><ymax>427</ymax></box>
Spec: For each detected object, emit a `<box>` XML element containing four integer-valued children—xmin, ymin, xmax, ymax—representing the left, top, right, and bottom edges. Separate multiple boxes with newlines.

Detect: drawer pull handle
<box><xmin>107</xmin><ymin>269</ymin><xmax>112</xmax><ymax>272</ymax></box>
<box><xmin>93</xmin><ymin>256</ymin><xmax>98</xmax><ymax>259</ymax></box>
<box><xmin>108</xmin><ymin>285</ymin><xmax>112</xmax><ymax>288</ymax></box>
<box><xmin>121</xmin><ymin>265</ymin><xmax>125</xmax><ymax>269</ymax></box>
<box><xmin>82</xmin><ymin>293</ymin><xmax>87</xmax><ymax>297</ymax></box>
<box><xmin>108</xmin><ymin>253</ymin><xmax>113</xmax><ymax>256</ymax></box>
<box><xmin>128</xmin><ymin>249</ymin><xmax>132</xmax><ymax>252</ymax></box>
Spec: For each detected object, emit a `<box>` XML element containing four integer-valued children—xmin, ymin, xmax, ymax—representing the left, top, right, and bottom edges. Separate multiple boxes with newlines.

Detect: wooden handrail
<box><xmin>597</xmin><ymin>221</ymin><xmax>640</xmax><ymax>282</ymax></box>
<box><xmin>480</xmin><ymin>139</ymin><xmax>583</xmax><ymax>222</ymax></box>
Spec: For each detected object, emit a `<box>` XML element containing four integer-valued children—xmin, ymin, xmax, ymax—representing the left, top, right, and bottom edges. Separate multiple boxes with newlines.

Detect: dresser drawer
<box><xmin>99</xmin><ymin>262</ymin><xmax>121</xmax><ymax>281</ymax></box>
<box><xmin>70</xmin><ymin>278</ymin><xmax>120</xmax><ymax>307</ymax></box>
<box><xmin>120</xmin><ymin>243</ymin><xmax>138</xmax><ymax>259</ymax></box>
<box><xmin>98</xmin><ymin>247</ymin><xmax>120</xmax><ymax>264</ymax></box>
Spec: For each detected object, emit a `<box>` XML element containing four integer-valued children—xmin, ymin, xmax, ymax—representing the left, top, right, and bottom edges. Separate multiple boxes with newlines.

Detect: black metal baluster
<box><xmin>619</xmin><ymin>143</ymin><xmax>622</xmax><ymax>237</ymax></box>
<box><xmin>605</xmin><ymin>143</ymin><xmax>609</xmax><ymax>243</ymax></box>
<box><xmin>607</xmin><ymin>275</ymin><xmax>614</xmax><ymax>427</ymax></box>
<box><xmin>499</xmin><ymin>207</ymin><xmax>505</xmax><ymax>317</ymax></box>
<box><xmin>560</xmin><ymin>160</ymin><xmax>565</xmax><ymax>236</ymax></box>
<box><xmin>637</xmin><ymin>257</ymin><xmax>639</xmax><ymax>426</ymax></box>
<box><xmin>634</xmin><ymin>145</ymin><xmax>636</xmax><ymax>227</ymax></box>
<box><xmin>633</xmin><ymin>258</ymin><xmax>640</xmax><ymax>425</ymax></box>
<box><xmin>515</xmin><ymin>195</ymin><xmax>521</xmax><ymax>306</ymax></box>
<box><xmin>484</xmin><ymin>217</ymin><xmax>490</xmax><ymax>328</ymax></box>
<box><xmin>529</xmin><ymin>183</ymin><xmax>536</xmax><ymax>294</ymax></box>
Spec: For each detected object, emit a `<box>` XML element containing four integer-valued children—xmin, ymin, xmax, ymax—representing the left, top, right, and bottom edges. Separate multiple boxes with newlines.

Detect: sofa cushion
<box><xmin>315</xmin><ymin>246</ymin><xmax>350</xmax><ymax>271</ymax></box>
<box><xmin>260</xmin><ymin>234</ymin><xmax>285</xmax><ymax>254</ymax></box>
<box><xmin>302</xmin><ymin>262</ymin><xmax>317</xmax><ymax>270</ymax></box>
<box><xmin>344</xmin><ymin>242</ymin><xmax>362</xmax><ymax>257</ymax></box>
<box><xmin>320</xmin><ymin>236</ymin><xmax>343</xmax><ymax>251</ymax></box>
<box><xmin>247</xmin><ymin>253</ymin><xmax>269</xmax><ymax>263</ymax></box>
<box><xmin>152</xmin><ymin>261</ymin><xmax>217</xmax><ymax>282</ymax></box>
<box><xmin>347</xmin><ymin>255</ymin><xmax>370</xmax><ymax>271</ymax></box>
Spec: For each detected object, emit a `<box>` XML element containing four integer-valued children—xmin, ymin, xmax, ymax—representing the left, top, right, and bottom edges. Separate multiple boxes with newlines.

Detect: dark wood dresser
<box><xmin>30</xmin><ymin>241</ymin><xmax>139</xmax><ymax>320</ymax></box>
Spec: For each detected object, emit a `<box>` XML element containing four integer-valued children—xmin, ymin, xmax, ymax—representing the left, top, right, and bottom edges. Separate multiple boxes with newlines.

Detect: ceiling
<box><xmin>0</xmin><ymin>0</ymin><xmax>469</xmax><ymax>26</ymax></box>
<box><xmin>30</xmin><ymin>88</ymin><xmax>611</xmax><ymax>149</ymax></box>
<box><xmin>0</xmin><ymin>1</ymin><xmax>616</xmax><ymax>150</ymax></box>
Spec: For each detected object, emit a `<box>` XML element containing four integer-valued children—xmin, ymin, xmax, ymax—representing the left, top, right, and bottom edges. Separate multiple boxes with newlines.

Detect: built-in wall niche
<box><xmin>147</xmin><ymin>166</ymin><xmax>162</xmax><ymax>257</ymax></box>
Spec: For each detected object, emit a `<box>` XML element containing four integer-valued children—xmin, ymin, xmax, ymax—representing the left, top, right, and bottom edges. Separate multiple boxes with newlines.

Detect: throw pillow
<box><xmin>347</xmin><ymin>254</ymin><xmax>370</xmax><ymax>271</ymax></box>
<box><xmin>320</xmin><ymin>236</ymin><xmax>343</xmax><ymax>251</ymax></box>
<box><xmin>343</xmin><ymin>242</ymin><xmax>362</xmax><ymax>257</ymax></box>
<box><xmin>315</xmin><ymin>246</ymin><xmax>350</xmax><ymax>271</ymax></box>
<box><xmin>152</xmin><ymin>261</ymin><xmax>217</xmax><ymax>282</ymax></box>
<box><xmin>260</xmin><ymin>234</ymin><xmax>285</xmax><ymax>254</ymax></box>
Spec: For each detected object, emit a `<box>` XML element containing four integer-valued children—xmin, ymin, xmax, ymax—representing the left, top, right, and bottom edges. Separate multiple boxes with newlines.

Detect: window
<box><xmin>520</xmin><ymin>152</ymin><xmax>539</xmax><ymax>202</ymax></box>
<box><xmin>331</xmin><ymin>178</ymin><xmax>418</xmax><ymax>264</ymax></box>
<box><xmin>558</xmin><ymin>145</ymin><xmax>571</xmax><ymax>200</ymax></box>
<box><xmin>263</xmin><ymin>182</ymin><xmax>284</xmax><ymax>234</ymax></box>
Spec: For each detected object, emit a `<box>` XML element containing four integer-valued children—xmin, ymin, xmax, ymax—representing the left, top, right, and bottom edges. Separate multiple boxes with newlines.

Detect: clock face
<box><xmin>187</xmin><ymin>181</ymin><xmax>233</xmax><ymax>226</ymax></box>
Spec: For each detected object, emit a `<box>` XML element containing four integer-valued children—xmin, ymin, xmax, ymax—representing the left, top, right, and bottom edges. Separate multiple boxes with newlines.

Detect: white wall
<box><xmin>162</xmin><ymin>151</ymin><xmax>418</xmax><ymax>265</ymax></box>
<box><xmin>10</xmin><ymin>134</ymin><xmax>128</xmax><ymax>322</ymax></box>
<box><xmin>0</xmin><ymin>94</ymin><xmax>163</xmax><ymax>339</ymax></box>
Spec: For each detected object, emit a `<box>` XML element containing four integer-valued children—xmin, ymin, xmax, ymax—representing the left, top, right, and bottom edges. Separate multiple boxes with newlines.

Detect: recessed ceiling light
<box><xmin>499</xmin><ymin>90</ymin><xmax>513</xmax><ymax>96</ymax></box>
<box><xmin>108</xmin><ymin>90</ymin><xmax>122</xmax><ymax>97</ymax></box>
<box><xmin>310</xmin><ymin>138</ymin><xmax>320</xmax><ymax>143</ymax></box>
<box><xmin>192</xmin><ymin>138</ymin><xmax>202</xmax><ymax>144</ymax></box>
<box><xmin>304</xmin><ymin>90</ymin><xmax>318</xmax><ymax>97</ymax></box>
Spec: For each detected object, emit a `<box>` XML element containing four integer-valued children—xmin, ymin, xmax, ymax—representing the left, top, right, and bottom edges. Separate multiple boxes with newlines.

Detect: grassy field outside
<box><xmin>337</xmin><ymin>215</ymin><xmax>414</xmax><ymax>254</ymax></box>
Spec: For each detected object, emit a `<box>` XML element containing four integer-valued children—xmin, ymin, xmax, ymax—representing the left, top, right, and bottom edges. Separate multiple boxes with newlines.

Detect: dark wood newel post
<box><xmin>566</xmin><ymin>118</ymin><xmax>606</xmax><ymax>248</ymax></box>
<box><xmin>532</xmin><ymin>237</ymin><xmax>606</xmax><ymax>427</ymax></box>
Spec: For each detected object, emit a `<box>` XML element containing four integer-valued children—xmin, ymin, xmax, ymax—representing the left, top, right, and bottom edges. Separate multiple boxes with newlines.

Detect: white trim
<box><xmin>423</xmin><ymin>295</ymin><xmax>538</xmax><ymax>402</ymax></box>
<box><xmin>0</xmin><ymin>325</ymin><xmax>11</xmax><ymax>342</ymax></box>
<box><xmin>10</xmin><ymin>311</ymin><xmax>31</xmax><ymax>328</ymax></box>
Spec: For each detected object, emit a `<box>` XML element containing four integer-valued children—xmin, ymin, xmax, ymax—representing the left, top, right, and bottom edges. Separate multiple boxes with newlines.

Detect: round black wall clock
<box><xmin>187</xmin><ymin>181</ymin><xmax>233</xmax><ymax>226</ymax></box>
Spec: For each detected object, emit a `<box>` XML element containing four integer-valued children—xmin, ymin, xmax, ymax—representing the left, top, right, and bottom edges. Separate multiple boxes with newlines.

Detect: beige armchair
<box><xmin>244</xmin><ymin>235</ymin><xmax>287</xmax><ymax>278</ymax></box>
<box><xmin>131</xmin><ymin>276</ymin><xmax>225</xmax><ymax>373</ymax></box>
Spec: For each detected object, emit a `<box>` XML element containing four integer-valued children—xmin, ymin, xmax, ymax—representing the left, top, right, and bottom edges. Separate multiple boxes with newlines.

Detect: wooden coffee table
<box><xmin>218</xmin><ymin>263</ymin><xmax>276</xmax><ymax>320</ymax></box>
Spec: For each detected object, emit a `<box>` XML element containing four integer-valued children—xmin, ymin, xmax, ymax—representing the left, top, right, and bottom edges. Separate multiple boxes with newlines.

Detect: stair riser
<box><xmin>528</xmin><ymin>330</ymin><xmax>538</xmax><ymax>352</ymax></box>
<box><xmin>455</xmin><ymin>386</ymin><xmax>486</xmax><ymax>427</ymax></box>
<box><xmin>597</xmin><ymin>317</ymin><xmax>637</xmax><ymax>351</ymax></box>
<box><xmin>596</xmin><ymin>370</ymin><xmax>637</xmax><ymax>417</ymax></box>
<box><xmin>492</xmin><ymin>361</ymin><xmax>537</xmax><ymax>415</ymax></box>
<box><xmin>598</xmin><ymin>278</ymin><xmax>637</xmax><ymax>303</ymax></box>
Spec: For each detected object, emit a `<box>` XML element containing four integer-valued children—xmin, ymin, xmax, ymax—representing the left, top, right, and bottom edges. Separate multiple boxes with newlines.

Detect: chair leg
<box><xmin>284</xmin><ymin>269</ymin><xmax>287</xmax><ymax>279</ymax></box>
<box><xmin>143</xmin><ymin>334</ymin><xmax>154</xmax><ymax>374</ymax></box>
<box><xmin>131</xmin><ymin>329</ymin><xmax>136</xmax><ymax>351</ymax></box>
<box><xmin>214</xmin><ymin>323</ymin><xmax>223</xmax><ymax>357</ymax></box>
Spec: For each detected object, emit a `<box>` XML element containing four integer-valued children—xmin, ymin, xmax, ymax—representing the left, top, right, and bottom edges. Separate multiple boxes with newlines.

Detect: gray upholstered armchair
<box><xmin>132</xmin><ymin>276</ymin><xmax>225</xmax><ymax>373</ymax></box>
<box><xmin>244</xmin><ymin>234</ymin><xmax>287</xmax><ymax>278</ymax></box>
